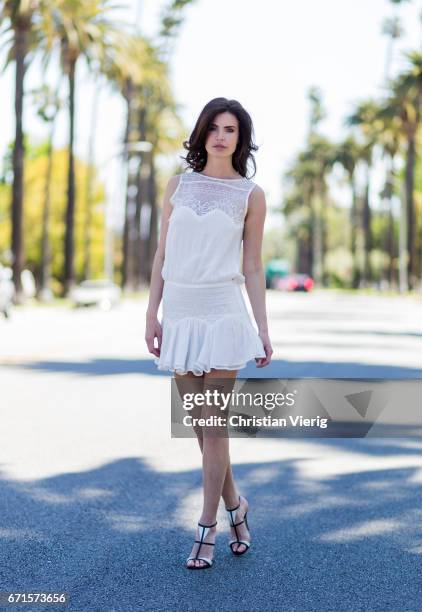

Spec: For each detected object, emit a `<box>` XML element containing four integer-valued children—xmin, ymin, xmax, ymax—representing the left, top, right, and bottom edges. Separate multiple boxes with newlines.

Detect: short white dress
<box><xmin>154</xmin><ymin>170</ymin><xmax>266</xmax><ymax>376</ymax></box>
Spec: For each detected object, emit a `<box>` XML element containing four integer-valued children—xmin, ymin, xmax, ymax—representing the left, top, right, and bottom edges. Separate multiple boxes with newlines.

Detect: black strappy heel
<box><xmin>225</xmin><ymin>495</ymin><xmax>251</xmax><ymax>556</ymax></box>
<box><xmin>186</xmin><ymin>521</ymin><xmax>217</xmax><ymax>569</ymax></box>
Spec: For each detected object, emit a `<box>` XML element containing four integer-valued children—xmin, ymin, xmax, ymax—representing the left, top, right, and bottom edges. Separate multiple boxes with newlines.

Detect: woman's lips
<box><xmin>214</xmin><ymin>145</ymin><xmax>226</xmax><ymax>149</ymax></box>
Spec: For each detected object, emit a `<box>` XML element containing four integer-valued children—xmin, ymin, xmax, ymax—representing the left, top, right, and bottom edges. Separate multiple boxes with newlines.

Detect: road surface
<box><xmin>0</xmin><ymin>289</ymin><xmax>421</xmax><ymax>611</ymax></box>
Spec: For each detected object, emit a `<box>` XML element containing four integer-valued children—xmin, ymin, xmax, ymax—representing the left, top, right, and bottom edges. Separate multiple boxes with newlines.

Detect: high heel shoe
<box><xmin>186</xmin><ymin>521</ymin><xmax>217</xmax><ymax>569</ymax></box>
<box><xmin>225</xmin><ymin>495</ymin><xmax>251</xmax><ymax>556</ymax></box>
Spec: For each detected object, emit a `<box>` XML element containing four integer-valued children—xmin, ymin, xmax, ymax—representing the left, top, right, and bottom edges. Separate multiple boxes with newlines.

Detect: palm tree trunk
<box><xmin>311</xmin><ymin>188</ymin><xmax>323</xmax><ymax>285</ymax></box>
<box><xmin>405</xmin><ymin>130</ymin><xmax>416</xmax><ymax>289</ymax></box>
<box><xmin>147</xmin><ymin>154</ymin><xmax>158</xmax><ymax>280</ymax></box>
<box><xmin>63</xmin><ymin>57</ymin><xmax>77</xmax><ymax>295</ymax></box>
<box><xmin>39</xmin><ymin>120</ymin><xmax>56</xmax><ymax>298</ymax></box>
<box><xmin>398</xmin><ymin>174</ymin><xmax>408</xmax><ymax>292</ymax></box>
<box><xmin>387</xmin><ymin>200</ymin><xmax>395</xmax><ymax>286</ymax></box>
<box><xmin>385</xmin><ymin>154</ymin><xmax>396</xmax><ymax>287</ymax></box>
<box><xmin>349</xmin><ymin>175</ymin><xmax>360</xmax><ymax>288</ymax></box>
<box><xmin>121</xmin><ymin>80</ymin><xmax>135</xmax><ymax>290</ymax></box>
<box><xmin>306</xmin><ymin>188</ymin><xmax>313</xmax><ymax>276</ymax></box>
<box><xmin>134</xmin><ymin>105</ymin><xmax>151</xmax><ymax>287</ymax></box>
<box><xmin>297</xmin><ymin>233</ymin><xmax>311</xmax><ymax>275</ymax></box>
<box><xmin>307</xmin><ymin>227</ymin><xmax>313</xmax><ymax>276</ymax></box>
<box><xmin>320</xmin><ymin>182</ymin><xmax>328</xmax><ymax>286</ymax></box>
<box><xmin>362</xmin><ymin>166</ymin><xmax>372</xmax><ymax>286</ymax></box>
<box><xmin>83</xmin><ymin>86</ymin><xmax>100</xmax><ymax>280</ymax></box>
<box><xmin>11</xmin><ymin>21</ymin><xmax>29</xmax><ymax>304</ymax></box>
<box><xmin>139</xmin><ymin>153</ymin><xmax>152</xmax><ymax>285</ymax></box>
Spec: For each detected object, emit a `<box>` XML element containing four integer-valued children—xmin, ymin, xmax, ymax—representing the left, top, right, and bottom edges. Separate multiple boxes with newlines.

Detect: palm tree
<box><xmin>334</xmin><ymin>136</ymin><xmax>362</xmax><ymax>288</ymax></box>
<box><xmin>99</xmin><ymin>0</ymin><xmax>197</xmax><ymax>289</ymax></box>
<box><xmin>31</xmin><ymin>83</ymin><xmax>63</xmax><ymax>299</ymax></box>
<box><xmin>100</xmin><ymin>32</ymin><xmax>151</xmax><ymax>290</ymax></box>
<box><xmin>346</xmin><ymin>100</ymin><xmax>383</xmax><ymax>287</ymax></box>
<box><xmin>381</xmin><ymin>0</ymin><xmax>410</xmax><ymax>82</ymax></box>
<box><xmin>379</xmin><ymin>1</ymin><xmax>411</xmax><ymax>289</ymax></box>
<box><xmin>101</xmin><ymin>32</ymin><xmax>183</xmax><ymax>289</ymax></box>
<box><xmin>132</xmin><ymin>50</ymin><xmax>182</xmax><ymax>287</ymax></box>
<box><xmin>1</xmin><ymin>0</ymin><xmax>41</xmax><ymax>302</ymax></box>
<box><xmin>283</xmin><ymin>136</ymin><xmax>335</xmax><ymax>286</ymax></box>
<box><xmin>376</xmin><ymin>105</ymin><xmax>402</xmax><ymax>287</ymax></box>
<box><xmin>294</xmin><ymin>88</ymin><xmax>335</xmax><ymax>285</ymax></box>
<box><xmin>307</xmin><ymin>86</ymin><xmax>326</xmax><ymax>137</ymax></box>
<box><xmin>158</xmin><ymin>0</ymin><xmax>199</xmax><ymax>46</ymax></box>
<box><xmin>382</xmin><ymin>14</ymin><xmax>403</xmax><ymax>81</ymax></box>
<box><xmin>387</xmin><ymin>51</ymin><xmax>422</xmax><ymax>288</ymax></box>
<box><xmin>40</xmin><ymin>0</ymin><xmax>121</xmax><ymax>295</ymax></box>
<box><xmin>143</xmin><ymin>102</ymin><xmax>186</xmax><ymax>280</ymax></box>
<box><xmin>282</xmin><ymin>160</ymin><xmax>315</xmax><ymax>276</ymax></box>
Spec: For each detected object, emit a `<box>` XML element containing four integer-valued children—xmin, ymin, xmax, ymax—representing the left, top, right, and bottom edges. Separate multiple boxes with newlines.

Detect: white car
<box><xmin>70</xmin><ymin>279</ymin><xmax>121</xmax><ymax>310</ymax></box>
<box><xmin>0</xmin><ymin>265</ymin><xmax>14</xmax><ymax>318</ymax></box>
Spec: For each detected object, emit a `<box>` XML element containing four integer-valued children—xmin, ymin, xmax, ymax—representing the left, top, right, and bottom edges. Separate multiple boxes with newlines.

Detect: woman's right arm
<box><xmin>145</xmin><ymin>175</ymin><xmax>180</xmax><ymax>358</ymax></box>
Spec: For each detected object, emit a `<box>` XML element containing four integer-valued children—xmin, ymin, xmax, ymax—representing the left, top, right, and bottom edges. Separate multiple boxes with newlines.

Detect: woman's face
<box><xmin>205</xmin><ymin>112</ymin><xmax>239</xmax><ymax>159</ymax></box>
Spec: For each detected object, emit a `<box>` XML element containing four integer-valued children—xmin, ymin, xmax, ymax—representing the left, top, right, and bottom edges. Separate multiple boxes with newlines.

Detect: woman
<box><xmin>145</xmin><ymin>97</ymin><xmax>273</xmax><ymax>569</ymax></box>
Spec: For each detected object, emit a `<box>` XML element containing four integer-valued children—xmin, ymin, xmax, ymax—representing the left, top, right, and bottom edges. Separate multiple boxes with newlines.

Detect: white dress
<box><xmin>154</xmin><ymin>170</ymin><xmax>266</xmax><ymax>376</ymax></box>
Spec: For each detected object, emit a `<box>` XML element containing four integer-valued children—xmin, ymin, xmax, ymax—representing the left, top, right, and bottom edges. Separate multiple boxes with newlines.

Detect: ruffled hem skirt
<box><xmin>154</xmin><ymin>280</ymin><xmax>266</xmax><ymax>376</ymax></box>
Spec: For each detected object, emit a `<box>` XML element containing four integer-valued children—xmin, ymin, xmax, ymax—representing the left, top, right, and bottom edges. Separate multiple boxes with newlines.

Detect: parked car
<box><xmin>265</xmin><ymin>258</ymin><xmax>290</xmax><ymax>289</ymax></box>
<box><xmin>274</xmin><ymin>273</ymin><xmax>314</xmax><ymax>292</ymax></box>
<box><xmin>70</xmin><ymin>279</ymin><xmax>121</xmax><ymax>310</ymax></box>
<box><xmin>0</xmin><ymin>265</ymin><xmax>14</xmax><ymax>318</ymax></box>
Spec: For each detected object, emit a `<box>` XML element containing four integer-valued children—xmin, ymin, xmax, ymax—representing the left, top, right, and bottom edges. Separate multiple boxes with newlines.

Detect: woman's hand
<box><xmin>255</xmin><ymin>330</ymin><xmax>273</xmax><ymax>368</ymax></box>
<box><xmin>145</xmin><ymin>314</ymin><xmax>162</xmax><ymax>358</ymax></box>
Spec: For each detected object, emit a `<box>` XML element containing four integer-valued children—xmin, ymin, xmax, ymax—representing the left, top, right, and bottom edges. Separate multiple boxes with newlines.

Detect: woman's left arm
<box><xmin>242</xmin><ymin>185</ymin><xmax>273</xmax><ymax>367</ymax></box>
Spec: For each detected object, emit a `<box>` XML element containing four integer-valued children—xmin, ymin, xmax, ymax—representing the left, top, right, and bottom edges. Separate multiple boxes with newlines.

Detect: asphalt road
<box><xmin>0</xmin><ymin>289</ymin><xmax>421</xmax><ymax>612</ymax></box>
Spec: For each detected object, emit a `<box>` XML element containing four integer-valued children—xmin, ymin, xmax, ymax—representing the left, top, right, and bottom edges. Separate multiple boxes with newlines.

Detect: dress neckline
<box><xmin>192</xmin><ymin>171</ymin><xmax>246</xmax><ymax>182</ymax></box>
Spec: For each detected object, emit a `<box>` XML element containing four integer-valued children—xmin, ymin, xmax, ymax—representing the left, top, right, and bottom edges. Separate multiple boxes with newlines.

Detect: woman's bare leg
<box><xmin>174</xmin><ymin>371</ymin><xmax>213</xmax><ymax>568</ymax></box>
<box><xmin>173</xmin><ymin>371</ymin><xmax>237</xmax><ymax>500</ymax></box>
<box><xmin>173</xmin><ymin>371</ymin><xmax>205</xmax><ymax>448</ymax></box>
<box><xmin>200</xmin><ymin>369</ymin><xmax>250</xmax><ymax>555</ymax></box>
<box><xmin>174</xmin><ymin>369</ymin><xmax>249</xmax><ymax>566</ymax></box>
<box><xmin>199</xmin><ymin>369</ymin><xmax>238</xmax><ymax>520</ymax></box>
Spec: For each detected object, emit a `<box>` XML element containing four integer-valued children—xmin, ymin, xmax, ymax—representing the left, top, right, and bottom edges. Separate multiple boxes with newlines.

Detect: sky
<box><xmin>1</xmin><ymin>0</ymin><xmax>421</xmax><ymax>229</ymax></box>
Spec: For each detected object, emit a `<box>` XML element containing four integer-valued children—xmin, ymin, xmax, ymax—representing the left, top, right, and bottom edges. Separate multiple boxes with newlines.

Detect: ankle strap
<box><xmin>225</xmin><ymin>495</ymin><xmax>241</xmax><ymax>512</ymax></box>
<box><xmin>198</xmin><ymin>521</ymin><xmax>217</xmax><ymax>528</ymax></box>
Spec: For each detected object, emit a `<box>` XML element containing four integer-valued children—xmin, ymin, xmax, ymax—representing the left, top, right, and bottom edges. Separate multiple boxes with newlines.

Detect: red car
<box><xmin>273</xmin><ymin>274</ymin><xmax>314</xmax><ymax>292</ymax></box>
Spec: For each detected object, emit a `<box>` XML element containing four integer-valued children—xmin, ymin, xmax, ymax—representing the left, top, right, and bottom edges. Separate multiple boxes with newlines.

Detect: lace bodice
<box><xmin>170</xmin><ymin>171</ymin><xmax>254</xmax><ymax>226</ymax></box>
<box><xmin>161</xmin><ymin>171</ymin><xmax>257</xmax><ymax>285</ymax></box>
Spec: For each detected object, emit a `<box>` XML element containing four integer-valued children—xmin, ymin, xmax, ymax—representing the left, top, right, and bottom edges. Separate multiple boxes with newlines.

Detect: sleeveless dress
<box><xmin>154</xmin><ymin>170</ymin><xmax>266</xmax><ymax>376</ymax></box>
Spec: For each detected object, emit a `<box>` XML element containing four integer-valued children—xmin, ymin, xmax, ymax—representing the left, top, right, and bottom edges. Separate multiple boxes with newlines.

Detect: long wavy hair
<box><xmin>181</xmin><ymin>98</ymin><xmax>259</xmax><ymax>179</ymax></box>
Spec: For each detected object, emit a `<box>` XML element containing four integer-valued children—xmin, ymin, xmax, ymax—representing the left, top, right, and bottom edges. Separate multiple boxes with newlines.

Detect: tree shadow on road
<box><xmin>2</xmin><ymin>357</ymin><xmax>422</xmax><ymax>379</ymax></box>
<box><xmin>0</xmin><ymin>440</ymin><xmax>421</xmax><ymax>612</ymax></box>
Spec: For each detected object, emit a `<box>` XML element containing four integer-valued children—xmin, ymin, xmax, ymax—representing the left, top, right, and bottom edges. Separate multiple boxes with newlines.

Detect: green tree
<box><xmin>0</xmin><ymin>0</ymin><xmax>41</xmax><ymax>302</ymax></box>
<box><xmin>40</xmin><ymin>0</ymin><xmax>121</xmax><ymax>295</ymax></box>
<box><xmin>0</xmin><ymin>146</ymin><xmax>106</xmax><ymax>290</ymax></box>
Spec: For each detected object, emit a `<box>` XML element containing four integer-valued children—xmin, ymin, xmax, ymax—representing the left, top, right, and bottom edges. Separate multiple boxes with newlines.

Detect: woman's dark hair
<box><xmin>181</xmin><ymin>97</ymin><xmax>259</xmax><ymax>179</ymax></box>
